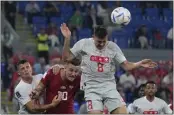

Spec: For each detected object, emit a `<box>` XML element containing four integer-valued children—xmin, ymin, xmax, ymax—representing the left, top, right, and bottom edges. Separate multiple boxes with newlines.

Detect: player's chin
<box><xmin>97</xmin><ymin>46</ymin><xmax>104</xmax><ymax>50</ymax></box>
<box><xmin>149</xmin><ymin>92</ymin><xmax>155</xmax><ymax>96</ymax></box>
<box><xmin>67</xmin><ymin>76</ymin><xmax>75</xmax><ymax>81</ymax></box>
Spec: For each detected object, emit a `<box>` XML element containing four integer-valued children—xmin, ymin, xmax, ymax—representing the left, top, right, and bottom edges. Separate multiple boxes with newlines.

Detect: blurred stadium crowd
<box><xmin>1</xmin><ymin>1</ymin><xmax>173</xmax><ymax>114</ymax></box>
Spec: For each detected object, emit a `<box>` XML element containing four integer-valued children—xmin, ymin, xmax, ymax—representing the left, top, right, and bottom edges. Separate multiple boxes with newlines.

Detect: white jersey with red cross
<box><xmin>130</xmin><ymin>96</ymin><xmax>172</xmax><ymax>114</ymax></box>
<box><xmin>71</xmin><ymin>38</ymin><xmax>126</xmax><ymax>85</ymax></box>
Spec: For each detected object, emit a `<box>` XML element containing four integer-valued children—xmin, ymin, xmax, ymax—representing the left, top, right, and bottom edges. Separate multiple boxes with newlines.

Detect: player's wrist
<box><xmin>50</xmin><ymin>102</ymin><xmax>56</xmax><ymax>108</ymax></box>
<box><xmin>34</xmin><ymin>89</ymin><xmax>42</xmax><ymax>97</ymax></box>
<box><xmin>65</xmin><ymin>37</ymin><xmax>71</xmax><ymax>41</ymax></box>
<box><xmin>134</xmin><ymin>61</ymin><xmax>141</xmax><ymax>68</ymax></box>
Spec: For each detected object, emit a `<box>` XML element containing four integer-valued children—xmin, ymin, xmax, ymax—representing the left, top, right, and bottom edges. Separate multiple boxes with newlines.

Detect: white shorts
<box><xmin>83</xmin><ymin>81</ymin><xmax>126</xmax><ymax>113</ymax></box>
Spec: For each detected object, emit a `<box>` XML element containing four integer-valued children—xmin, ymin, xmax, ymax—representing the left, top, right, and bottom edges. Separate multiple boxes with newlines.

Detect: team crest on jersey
<box><xmin>69</xmin><ymin>85</ymin><xmax>74</xmax><ymax>89</ymax></box>
<box><xmin>60</xmin><ymin>86</ymin><xmax>66</xmax><ymax>89</ymax></box>
<box><xmin>16</xmin><ymin>91</ymin><xmax>21</xmax><ymax>98</ymax></box>
<box><xmin>90</xmin><ymin>55</ymin><xmax>109</xmax><ymax>63</ymax></box>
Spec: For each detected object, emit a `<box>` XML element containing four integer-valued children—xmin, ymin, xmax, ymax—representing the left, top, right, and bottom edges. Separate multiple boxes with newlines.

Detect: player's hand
<box><xmin>139</xmin><ymin>59</ymin><xmax>157</xmax><ymax>68</ymax></box>
<box><xmin>29</xmin><ymin>89</ymin><xmax>40</xmax><ymax>99</ymax></box>
<box><xmin>51</xmin><ymin>93</ymin><xmax>62</xmax><ymax>107</ymax></box>
<box><xmin>52</xmin><ymin>65</ymin><xmax>60</xmax><ymax>75</ymax></box>
<box><xmin>60</xmin><ymin>23</ymin><xmax>71</xmax><ymax>39</ymax></box>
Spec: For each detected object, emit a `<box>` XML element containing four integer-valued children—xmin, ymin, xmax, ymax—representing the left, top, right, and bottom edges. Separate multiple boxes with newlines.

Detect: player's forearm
<box><xmin>35</xmin><ymin>82</ymin><xmax>45</xmax><ymax>95</ymax></box>
<box><xmin>62</xmin><ymin>39</ymin><xmax>71</xmax><ymax>61</ymax></box>
<box><xmin>27</xmin><ymin>103</ymin><xmax>55</xmax><ymax>113</ymax></box>
<box><xmin>33</xmin><ymin>103</ymin><xmax>55</xmax><ymax>112</ymax></box>
<box><xmin>121</xmin><ymin>61</ymin><xmax>141</xmax><ymax>71</ymax></box>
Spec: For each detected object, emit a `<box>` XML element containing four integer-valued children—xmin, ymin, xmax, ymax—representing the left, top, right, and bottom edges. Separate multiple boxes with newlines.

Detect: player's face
<box><xmin>94</xmin><ymin>36</ymin><xmax>107</xmax><ymax>50</ymax></box>
<box><xmin>18</xmin><ymin>62</ymin><xmax>32</xmax><ymax>78</ymax></box>
<box><xmin>65</xmin><ymin>64</ymin><xmax>79</xmax><ymax>82</ymax></box>
<box><xmin>145</xmin><ymin>84</ymin><xmax>157</xmax><ymax>96</ymax></box>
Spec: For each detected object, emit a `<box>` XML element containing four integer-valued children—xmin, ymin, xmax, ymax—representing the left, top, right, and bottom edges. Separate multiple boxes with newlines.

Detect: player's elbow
<box><xmin>62</xmin><ymin>52</ymin><xmax>69</xmax><ymax>60</ymax></box>
<box><xmin>25</xmin><ymin>102</ymin><xmax>39</xmax><ymax>113</ymax></box>
<box><xmin>62</xmin><ymin>56</ymin><xmax>68</xmax><ymax>62</ymax></box>
<box><xmin>26</xmin><ymin>106</ymin><xmax>38</xmax><ymax>113</ymax></box>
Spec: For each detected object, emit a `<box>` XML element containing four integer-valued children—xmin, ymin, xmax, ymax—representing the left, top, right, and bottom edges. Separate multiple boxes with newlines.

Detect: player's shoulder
<box><xmin>15</xmin><ymin>80</ymin><xmax>23</xmax><ymax>90</ymax></box>
<box><xmin>107</xmin><ymin>41</ymin><xmax>119</xmax><ymax>51</ymax></box>
<box><xmin>14</xmin><ymin>80</ymin><xmax>28</xmax><ymax>93</ymax></box>
<box><xmin>43</xmin><ymin>68</ymin><xmax>53</xmax><ymax>77</ymax></box>
<box><xmin>43</xmin><ymin>67</ymin><xmax>63</xmax><ymax>79</ymax></box>
<box><xmin>77</xmin><ymin>38</ymin><xmax>93</xmax><ymax>44</ymax></box>
<box><xmin>133</xmin><ymin>96</ymin><xmax>145</xmax><ymax>103</ymax></box>
<box><xmin>155</xmin><ymin>97</ymin><xmax>166</xmax><ymax>103</ymax></box>
<box><xmin>33</xmin><ymin>74</ymin><xmax>43</xmax><ymax>79</ymax></box>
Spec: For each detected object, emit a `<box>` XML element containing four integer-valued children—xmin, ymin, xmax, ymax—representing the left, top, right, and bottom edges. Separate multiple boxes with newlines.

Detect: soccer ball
<box><xmin>111</xmin><ymin>7</ymin><xmax>131</xmax><ymax>25</ymax></box>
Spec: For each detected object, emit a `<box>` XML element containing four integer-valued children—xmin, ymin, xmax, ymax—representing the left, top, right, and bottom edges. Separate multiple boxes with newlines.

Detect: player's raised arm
<box><xmin>60</xmin><ymin>23</ymin><xmax>84</xmax><ymax>62</ymax></box>
<box><xmin>60</xmin><ymin>23</ymin><xmax>73</xmax><ymax>61</ymax></box>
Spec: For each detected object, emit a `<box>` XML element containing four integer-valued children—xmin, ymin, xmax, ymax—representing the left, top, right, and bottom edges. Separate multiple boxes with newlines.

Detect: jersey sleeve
<box><xmin>15</xmin><ymin>88</ymin><xmax>31</xmax><ymax>106</ymax></box>
<box><xmin>130</xmin><ymin>101</ymin><xmax>137</xmax><ymax>113</ymax></box>
<box><xmin>35</xmin><ymin>74</ymin><xmax>44</xmax><ymax>81</ymax></box>
<box><xmin>70</xmin><ymin>39</ymin><xmax>85</xmax><ymax>57</ymax></box>
<box><xmin>113</xmin><ymin>43</ymin><xmax>127</xmax><ymax>64</ymax></box>
<box><xmin>127</xmin><ymin>103</ymin><xmax>134</xmax><ymax>113</ymax></box>
<box><xmin>162</xmin><ymin>101</ymin><xmax>173</xmax><ymax>114</ymax></box>
<box><xmin>41</xmin><ymin>69</ymin><xmax>53</xmax><ymax>86</ymax></box>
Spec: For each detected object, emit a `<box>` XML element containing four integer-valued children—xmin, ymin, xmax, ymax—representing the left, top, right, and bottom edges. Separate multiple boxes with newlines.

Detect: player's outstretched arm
<box><xmin>121</xmin><ymin>59</ymin><xmax>157</xmax><ymax>71</ymax></box>
<box><xmin>60</xmin><ymin>23</ymin><xmax>74</xmax><ymax>61</ymax></box>
<box><xmin>25</xmin><ymin>94</ymin><xmax>62</xmax><ymax>113</ymax></box>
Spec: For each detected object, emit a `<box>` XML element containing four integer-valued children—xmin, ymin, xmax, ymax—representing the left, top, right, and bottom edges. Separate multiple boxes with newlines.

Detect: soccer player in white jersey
<box><xmin>14</xmin><ymin>59</ymin><xmax>62</xmax><ymax>114</ymax></box>
<box><xmin>130</xmin><ymin>81</ymin><xmax>172</xmax><ymax>114</ymax></box>
<box><xmin>60</xmin><ymin>23</ymin><xmax>157</xmax><ymax>114</ymax></box>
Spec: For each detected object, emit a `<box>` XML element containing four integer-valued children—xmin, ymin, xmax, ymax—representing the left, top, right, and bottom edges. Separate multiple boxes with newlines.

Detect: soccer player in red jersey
<box><xmin>30</xmin><ymin>60</ymin><xmax>81</xmax><ymax>114</ymax></box>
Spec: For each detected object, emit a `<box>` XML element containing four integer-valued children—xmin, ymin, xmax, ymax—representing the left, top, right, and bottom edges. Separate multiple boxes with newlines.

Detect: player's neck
<box><xmin>146</xmin><ymin>95</ymin><xmax>155</xmax><ymax>102</ymax></box>
<box><xmin>22</xmin><ymin>77</ymin><xmax>33</xmax><ymax>84</ymax></box>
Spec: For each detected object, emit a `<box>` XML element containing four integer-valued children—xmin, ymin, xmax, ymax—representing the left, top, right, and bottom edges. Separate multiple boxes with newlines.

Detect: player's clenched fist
<box><xmin>51</xmin><ymin>93</ymin><xmax>62</xmax><ymax>107</ymax></box>
<box><xmin>29</xmin><ymin>89</ymin><xmax>41</xmax><ymax>99</ymax></box>
<box><xmin>60</xmin><ymin>23</ymin><xmax>71</xmax><ymax>39</ymax></box>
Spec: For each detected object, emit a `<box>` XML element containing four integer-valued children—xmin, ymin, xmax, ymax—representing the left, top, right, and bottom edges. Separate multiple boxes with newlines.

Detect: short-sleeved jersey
<box><xmin>41</xmin><ymin>68</ymin><xmax>80</xmax><ymax>114</ymax></box>
<box><xmin>131</xmin><ymin>96</ymin><xmax>172</xmax><ymax>114</ymax></box>
<box><xmin>14</xmin><ymin>74</ymin><xmax>43</xmax><ymax>114</ymax></box>
<box><xmin>70</xmin><ymin>38</ymin><xmax>126</xmax><ymax>85</ymax></box>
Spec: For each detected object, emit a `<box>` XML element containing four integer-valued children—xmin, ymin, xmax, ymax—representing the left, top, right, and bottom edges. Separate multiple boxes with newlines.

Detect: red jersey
<box><xmin>41</xmin><ymin>69</ymin><xmax>80</xmax><ymax>114</ymax></box>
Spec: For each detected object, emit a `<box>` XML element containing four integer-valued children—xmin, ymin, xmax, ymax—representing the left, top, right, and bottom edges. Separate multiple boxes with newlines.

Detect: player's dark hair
<box><xmin>16</xmin><ymin>59</ymin><xmax>29</xmax><ymax>70</ymax></box>
<box><xmin>65</xmin><ymin>58</ymin><xmax>81</xmax><ymax>66</ymax></box>
<box><xmin>145</xmin><ymin>81</ymin><xmax>156</xmax><ymax>86</ymax></box>
<box><xmin>94</xmin><ymin>26</ymin><xmax>108</xmax><ymax>39</ymax></box>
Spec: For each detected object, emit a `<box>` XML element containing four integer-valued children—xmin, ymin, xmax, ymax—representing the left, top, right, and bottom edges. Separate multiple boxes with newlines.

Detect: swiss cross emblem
<box><xmin>69</xmin><ymin>85</ymin><xmax>74</xmax><ymax>89</ymax></box>
<box><xmin>99</xmin><ymin>58</ymin><xmax>102</xmax><ymax>61</ymax></box>
<box><xmin>90</xmin><ymin>55</ymin><xmax>109</xmax><ymax>63</ymax></box>
<box><xmin>104</xmin><ymin>57</ymin><xmax>109</xmax><ymax>62</ymax></box>
<box><xmin>91</xmin><ymin>56</ymin><xmax>95</xmax><ymax>61</ymax></box>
